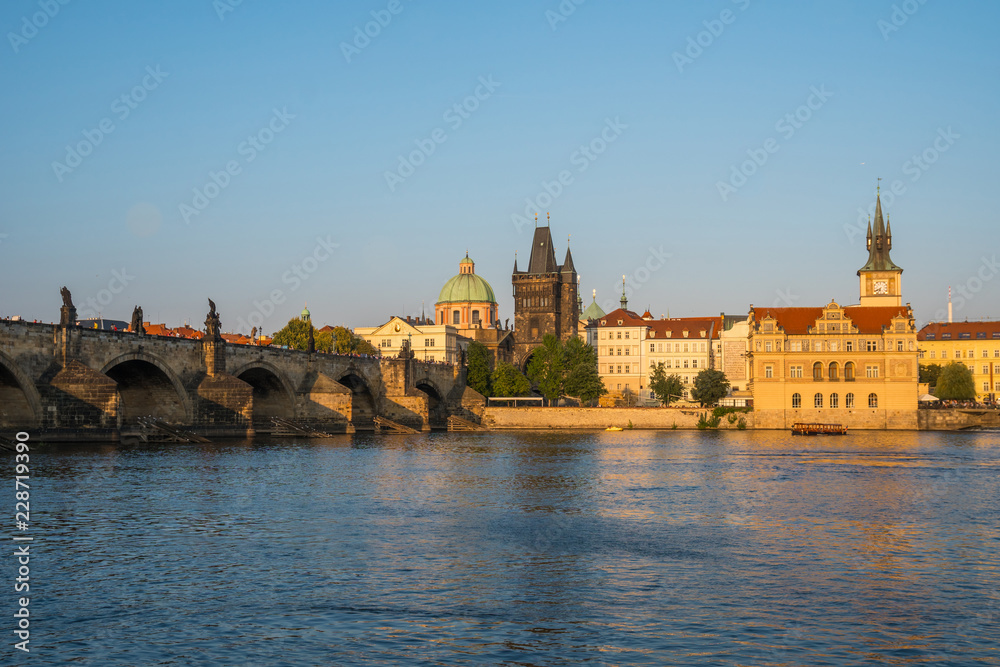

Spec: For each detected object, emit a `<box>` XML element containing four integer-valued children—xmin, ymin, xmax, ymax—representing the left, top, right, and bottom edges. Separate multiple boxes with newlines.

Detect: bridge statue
<box><xmin>307</xmin><ymin>325</ymin><xmax>315</xmax><ymax>353</ymax></box>
<box><xmin>205</xmin><ymin>298</ymin><xmax>222</xmax><ymax>341</ymax></box>
<box><xmin>130</xmin><ymin>306</ymin><xmax>145</xmax><ymax>335</ymax></box>
<box><xmin>59</xmin><ymin>286</ymin><xmax>77</xmax><ymax>326</ymax></box>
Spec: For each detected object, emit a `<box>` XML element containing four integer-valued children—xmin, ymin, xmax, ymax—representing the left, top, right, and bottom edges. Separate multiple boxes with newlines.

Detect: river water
<box><xmin>14</xmin><ymin>430</ymin><xmax>1000</xmax><ymax>665</ymax></box>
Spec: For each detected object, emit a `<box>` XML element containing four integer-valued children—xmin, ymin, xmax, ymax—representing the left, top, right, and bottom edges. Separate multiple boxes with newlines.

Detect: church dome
<box><xmin>436</xmin><ymin>254</ymin><xmax>497</xmax><ymax>305</ymax></box>
<box><xmin>581</xmin><ymin>290</ymin><xmax>606</xmax><ymax>321</ymax></box>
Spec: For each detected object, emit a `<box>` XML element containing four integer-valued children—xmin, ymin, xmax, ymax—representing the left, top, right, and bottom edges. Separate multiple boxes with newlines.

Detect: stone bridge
<box><xmin>0</xmin><ymin>320</ymin><xmax>474</xmax><ymax>439</ymax></box>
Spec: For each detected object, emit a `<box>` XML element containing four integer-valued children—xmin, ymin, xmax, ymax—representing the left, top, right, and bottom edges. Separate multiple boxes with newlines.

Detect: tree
<box><xmin>272</xmin><ymin>319</ymin><xmax>333</xmax><ymax>352</ymax></box>
<box><xmin>649</xmin><ymin>363</ymin><xmax>684</xmax><ymax>406</ymax></box>
<box><xmin>935</xmin><ymin>361</ymin><xmax>975</xmax><ymax>400</ymax></box>
<box><xmin>491</xmin><ymin>361</ymin><xmax>532</xmax><ymax>397</ymax></box>
<box><xmin>527</xmin><ymin>334</ymin><xmax>565</xmax><ymax>403</ymax></box>
<box><xmin>690</xmin><ymin>369</ymin><xmax>730</xmax><ymax>407</ymax></box>
<box><xmin>919</xmin><ymin>363</ymin><xmax>943</xmax><ymax>386</ymax></box>
<box><xmin>466</xmin><ymin>340</ymin><xmax>493</xmax><ymax>397</ymax></box>
<box><xmin>562</xmin><ymin>337</ymin><xmax>606</xmax><ymax>404</ymax></box>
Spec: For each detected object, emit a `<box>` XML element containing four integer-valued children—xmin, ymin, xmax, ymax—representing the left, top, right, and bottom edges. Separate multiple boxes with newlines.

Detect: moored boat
<box><xmin>791</xmin><ymin>422</ymin><xmax>847</xmax><ymax>435</ymax></box>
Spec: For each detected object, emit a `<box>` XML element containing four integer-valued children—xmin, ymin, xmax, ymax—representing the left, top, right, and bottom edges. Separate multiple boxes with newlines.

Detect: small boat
<box><xmin>791</xmin><ymin>422</ymin><xmax>847</xmax><ymax>436</ymax></box>
<box><xmin>605</xmin><ymin>426</ymin><xmax>623</xmax><ymax>431</ymax></box>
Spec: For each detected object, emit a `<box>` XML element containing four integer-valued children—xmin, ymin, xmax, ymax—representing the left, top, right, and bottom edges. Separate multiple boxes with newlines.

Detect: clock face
<box><xmin>873</xmin><ymin>280</ymin><xmax>888</xmax><ymax>295</ymax></box>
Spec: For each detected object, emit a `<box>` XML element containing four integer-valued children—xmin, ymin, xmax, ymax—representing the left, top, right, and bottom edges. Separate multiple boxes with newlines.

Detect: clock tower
<box><xmin>858</xmin><ymin>187</ymin><xmax>902</xmax><ymax>307</ymax></box>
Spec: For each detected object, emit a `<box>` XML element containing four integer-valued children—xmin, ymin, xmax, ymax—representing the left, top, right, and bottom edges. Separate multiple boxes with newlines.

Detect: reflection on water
<box><xmin>17</xmin><ymin>430</ymin><xmax>1000</xmax><ymax>665</ymax></box>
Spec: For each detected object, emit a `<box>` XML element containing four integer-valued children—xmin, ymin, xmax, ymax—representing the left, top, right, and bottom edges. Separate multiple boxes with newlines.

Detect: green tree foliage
<box><xmin>648</xmin><ymin>362</ymin><xmax>684</xmax><ymax>406</ymax></box>
<box><xmin>690</xmin><ymin>369</ymin><xmax>731</xmax><ymax>407</ymax></box>
<box><xmin>271</xmin><ymin>320</ymin><xmax>373</xmax><ymax>355</ymax></box>
<box><xmin>272</xmin><ymin>319</ymin><xmax>332</xmax><ymax>352</ymax></box>
<box><xmin>491</xmin><ymin>361</ymin><xmax>532</xmax><ymax>397</ymax></box>
<box><xmin>527</xmin><ymin>334</ymin><xmax>565</xmax><ymax>403</ymax></box>
<box><xmin>466</xmin><ymin>341</ymin><xmax>493</xmax><ymax>397</ymax></box>
<box><xmin>934</xmin><ymin>361</ymin><xmax>976</xmax><ymax>400</ymax></box>
<box><xmin>919</xmin><ymin>363</ymin><xmax>943</xmax><ymax>386</ymax></box>
<box><xmin>563</xmin><ymin>337</ymin><xmax>607</xmax><ymax>403</ymax></box>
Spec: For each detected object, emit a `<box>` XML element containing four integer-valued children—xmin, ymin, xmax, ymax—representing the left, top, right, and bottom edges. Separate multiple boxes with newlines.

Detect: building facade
<box><xmin>917</xmin><ymin>321</ymin><xmax>1000</xmax><ymax>401</ymax></box>
<box><xmin>512</xmin><ymin>223</ymin><xmax>579</xmax><ymax>368</ymax></box>
<box><xmin>355</xmin><ymin>316</ymin><xmax>460</xmax><ymax>363</ymax></box>
<box><xmin>434</xmin><ymin>253</ymin><xmax>514</xmax><ymax>365</ymax></box>
<box><xmin>747</xmin><ymin>191</ymin><xmax>919</xmax><ymax>429</ymax></box>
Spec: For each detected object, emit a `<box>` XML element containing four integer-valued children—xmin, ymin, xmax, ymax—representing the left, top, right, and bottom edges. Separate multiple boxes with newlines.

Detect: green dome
<box><xmin>581</xmin><ymin>297</ymin><xmax>606</xmax><ymax>321</ymax></box>
<box><xmin>437</xmin><ymin>273</ymin><xmax>497</xmax><ymax>304</ymax></box>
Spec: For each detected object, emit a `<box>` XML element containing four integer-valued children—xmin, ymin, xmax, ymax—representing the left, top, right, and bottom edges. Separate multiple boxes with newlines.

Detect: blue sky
<box><xmin>1</xmin><ymin>0</ymin><xmax>997</xmax><ymax>333</ymax></box>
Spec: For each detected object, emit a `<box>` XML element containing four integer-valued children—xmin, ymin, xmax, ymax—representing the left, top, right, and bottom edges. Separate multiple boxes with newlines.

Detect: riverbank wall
<box><xmin>483</xmin><ymin>407</ymin><xmax>752</xmax><ymax>430</ymax></box>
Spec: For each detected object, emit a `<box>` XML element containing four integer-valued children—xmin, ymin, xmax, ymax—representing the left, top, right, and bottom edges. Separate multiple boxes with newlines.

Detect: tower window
<box><xmin>453</xmin><ymin>310</ymin><xmax>460</xmax><ymax>325</ymax></box>
<box><xmin>472</xmin><ymin>310</ymin><xmax>480</xmax><ymax>325</ymax></box>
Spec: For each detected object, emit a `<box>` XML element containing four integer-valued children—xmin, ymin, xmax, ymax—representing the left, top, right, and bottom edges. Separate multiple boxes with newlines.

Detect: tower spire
<box><xmin>620</xmin><ymin>275</ymin><xmax>628</xmax><ymax>310</ymax></box>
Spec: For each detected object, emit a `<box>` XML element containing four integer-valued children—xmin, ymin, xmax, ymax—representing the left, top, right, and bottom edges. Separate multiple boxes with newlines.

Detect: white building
<box><xmin>355</xmin><ymin>316</ymin><xmax>460</xmax><ymax>363</ymax></box>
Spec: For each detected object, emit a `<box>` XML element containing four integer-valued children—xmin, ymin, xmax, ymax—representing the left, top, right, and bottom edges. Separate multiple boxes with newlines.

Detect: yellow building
<box><xmin>747</xmin><ymin>191</ymin><xmax>919</xmax><ymax>429</ymax></box>
<box><xmin>917</xmin><ymin>321</ymin><xmax>1000</xmax><ymax>401</ymax></box>
<box><xmin>355</xmin><ymin>316</ymin><xmax>460</xmax><ymax>363</ymax></box>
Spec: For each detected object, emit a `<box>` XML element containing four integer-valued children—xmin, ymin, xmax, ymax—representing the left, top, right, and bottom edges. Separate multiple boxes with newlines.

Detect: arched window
<box><xmin>791</xmin><ymin>393</ymin><xmax>801</xmax><ymax>409</ymax></box>
<box><xmin>828</xmin><ymin>362</ymin><xmax>839</xmax><ymax>380</ymax></box>
<box><xmin>813</xmin><ymin>362</ymin><xmax>823</xmax><ymax>381</ymax></box>
<box><xmin>846</xmin><ymin>393</ymin><xmax>855</xmax><ymax>408</ymax></box>
<box><xmin>814</xmin><ymin>392</ymin><xmax>823</xmax><ymax>408</ymax></box>
<box><xmin>830</xmin><ymin>392</ymin><xmax>839</xmax><ymax>408</ymax></box>
<box><xmin>868</xmin><ymin>393</ymin><xmax>878</xmax><ymax>408</ymax></box>
<box><xmin>844</xmin><ymin>362</ymin><xmax>855</xmax><ymax>381</ymax></box>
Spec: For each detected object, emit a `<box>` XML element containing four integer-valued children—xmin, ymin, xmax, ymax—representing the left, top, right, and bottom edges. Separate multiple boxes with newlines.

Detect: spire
<box><xmin>858</xmin><ymin>186</ymin><xmax>902</xmax><ymax>275</ymax></box>
<box><xmin>886</xmin><ymin>216</ymin><xmax>892</xmax><ymax>250</ymax></box>
<box><xmin>526</xmin><ymin>226</ymin><xmax>559</xmax><ymax>274</ymax></box>
<box><xmin>866</xmin><ymin>216</ymin><xmax>872</xmax><ymax>251</ymax></box>
<box><xmin>620</xmin><ymin>275</ymin><xmax>628</xmax><ymax>310</ymax></box>
<box><xmin>513</xmin><ymin>251</ymin><xmax>518</xmax><ymax>273</ymax></box>
<box><xmin>562</xmin><ymin>245</ymin><xmax>576</xmax><ymax>273</ymax></box>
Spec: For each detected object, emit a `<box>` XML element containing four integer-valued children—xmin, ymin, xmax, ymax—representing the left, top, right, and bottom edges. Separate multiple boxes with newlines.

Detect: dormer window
<box><xmin>682</xmin><ymin>330</ymin><xmax>689</xmax><ymax>338</ymax></box>
<box><xmin>700</xmin><ymin>330</ymin><xmax>706</xmax><ymax>338</ymax></box>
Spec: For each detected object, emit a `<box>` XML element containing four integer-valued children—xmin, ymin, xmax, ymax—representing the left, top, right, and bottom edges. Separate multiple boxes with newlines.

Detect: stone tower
<box><xmin>512</xmin><ymin>221</ymin><xmax>578</xmax><ymax>367</ymax></box>
<box><xmin>858</xmin><ymin>187</ymin><xmax>903</xmax><ymax>307</ymax></box>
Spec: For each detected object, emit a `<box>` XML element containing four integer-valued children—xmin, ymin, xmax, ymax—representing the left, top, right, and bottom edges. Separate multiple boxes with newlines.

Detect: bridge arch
<box><xmin>231</xmin><ymin>361</ymin><xmax>297</xmax><ymax>422</ymax></box>
<box><xmin>100</xmin><ymin>353</ymin><xmax>192</xmax><ymax>424</ymax></box>
<box><xmin>0</xmin><ymin>351</ymin><xmax>42</xmax><ymax>428</ymax></box>
<box><xmin>414</xmin><ymin>378</ymin><xmax>447</xmax><ymax>428</ymax></box>
<box><xmin>337</xmin><ymin>369</ymin><xmax>378</xmax><ymax>430</ymax></box>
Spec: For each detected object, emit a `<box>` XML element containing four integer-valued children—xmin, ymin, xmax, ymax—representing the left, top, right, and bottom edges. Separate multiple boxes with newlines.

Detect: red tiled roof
<box><xmin>173</xmin><ymin>326</ymin><xmax>204</xmax><ymax>340</ymax></box>
<box><xmin>752</xmin><ymin>306</ymin><xmax>910</xmax><ymax>335</ymax></box>
<box><xmin>145</xmin><ymin>323</ymin><xmax>173</xmax><ymax>337</ymax></box>
<box><xmin>647</xmin><ymin>317</ymin><xmax>716</xmax><ymax>340</ymax></box>
<box><xmin>595</xmin><ymin>308</ymin><xmax>645</xmax><ymax>326</ymax></box>
<box><xmin>917</xmin><ymin>320</ymin><xmax>1000</xmax><ymax>341</ymax></box>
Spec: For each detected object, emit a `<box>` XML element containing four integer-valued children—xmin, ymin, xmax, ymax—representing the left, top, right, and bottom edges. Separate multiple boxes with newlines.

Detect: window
<box><xmin>942</xmin><ymin>333</ymin><xmax>952</xmax><ymax>339</ymax></box>
<box><xmin>868</xmin><ymin>393</ymin><xmax>878</xmax><ymax>408</ymax></box>
<box><xmin>617</xmin><ymin>332</ymin><xmax>622</xmax><ymax>339</ymax></box>
<box><xmin>829</xmin><ymin>362</ymin><xmax>839</xmax><ymax>380</ymax></box>
<box><xmin>930</xmin><ymin>350</ymin><xmax>936</xmax><ymax>358</ymax></box>
<box><xmin>846</xmin><ymin>393</ymin><xmax>855</xmax><ymax>409</ymax></box>
<box><xmin>792</xmin><ymin>393</ymin><xmax>801</xmax><ymax>408</ymax></box>
<box><xmin>381</xmin><ymin>338</ymin><xmax>392</xmax><ymax>348</ymax></box>
<box><xmin>984</xmin><ymin>366</ymin><xmax>990</xmax><ymax>375</ymax></box>
<box><xmin>692</xmin><ymin>359</ymin><xmax>698</xmax><ymax>368</ymax></box>
<box><xmin>814</xmin><ymin>393</ymin><xmax>823</xmax><ymax>408</ymax></box>
<box><xmin>846</xmin><ymin>341</ymin><xmax>853</xmax><ymax>352</ymax></box>
<box><xmin>985</xmin><ymin>382</ymin><xmax>990</xmax><ymax>392</ymax></box>
<box><xmin>866</xmin><ymin>365</ymin><xmax>879</xmax><ymax>378</ymax></box>
<box><xmin>650</xmin><ymin>343</ymin><xmax>655</xmax><ymax>352</ymax></box>
<box><xmin>600</xmin><ymin>332</ymin><xmax>606</xmax><ymax>340</ymax></box>
<box><xmin>453</xmin><ymin>310</ymin><xmax>460</xmax><ymax>325</ymax></box>
<box><xmin>984</xmin><ymin>350</ymin><xmax>989</xmax><ymax>358</ymax></box>
<box><xmin>995</xmin><ymin>364</ymin><xmax>1000</xmax><ymax>374</ymax></box>
<box><xmin>844</xmin><ymin>362</ymin><xmax>855</xmax><ymax>381</ymax></box>
<box><xmin>830</xmin><ymin>341</ymin><xmax>838</xmax><ymax>352</ymax></box>
<box><xmin>959</xmin><ymin>332</ymin><xmax>971</xmax><ymax>339</ymax></box>
<box><xmin>813</xmin><ymin>362</ymin><xmax>823</xmax><ymax>380</ymax></box>
<box><xmin>625</xmin><ymin>365</ymin><xmax>630</xmax><ymax>374</ymax></box>
<box><xmin>765</xmin><ymin>365</ymin><xmax>773</xmax><ymax>378</ymax></box>
<box><xmin>955</xmin><ymin>350</ymin><xmax>961</xmax><ymax>359</ymax></box>
<box><xmin>926</xmin><ymin>333</ymin><xmax>936</xmax><ymax>340</ymax></box>
<box><xmin>658</xmin><ymin>343</ymin><xmax>663</xmax><ymax>352</ymax></box>
<box><xmin>790</xmin><ymin>365</ymin><xmax>803</xmax><ymax>378</ymax></box>
<box><xmin>617</xmin><ymin>348</ymin><xmax>622</xmax><ymax>356</ymax></box>
<box><xmin>683</xmin><ymin>359</ymin><xmax>689</xmax><ymax>368</ymax></box>
<box><xmin>996</xmin><ymin>349</ymin><xmax>1000</xmax><ymax>357</ymax></box>
<box><xmin>471</xmin><ymin>310</ymin><xmax>480</xmax><ymax>325</ymax></box>
<box><xmin>425</xmin><ymin>338</ymin><xmax>434</xmax><ymax>347</ymax></box>
<box><xmin>625</xmin><ymin>332</ymin><xmax>630</xmax><ymax>339</ymax></box>
<box><xmin>897</xmin><ymin>340</ymin><xmax>904</xmax><ymax>351</ymax></box>
<box><xmin>996</xmin><ymin>381</ymin><xmax>1000</xmax><ymax>391</ymax></box>
<box><xmin>830</xmin><ymin>393</ymin><xmax>839</xmax><ymax>408</ymax></box>
<box><xmin>866</xmin><ymin>340</ymin><xmax>877</xmax><ymax>352</ymax></box>
<box><xmin>765</xmin><ymin>341</ymin><xmax>772</xmax><ymax>352</ymax></box>
<box><xmin>617</xmin><ymin>365</ymin><xmax>622</xmax><ymax>374</ymax></box>
<box><xmin>683</xmin><ymin>343</ymin><xmax>689</xmax><ymax>353</ymax></box>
